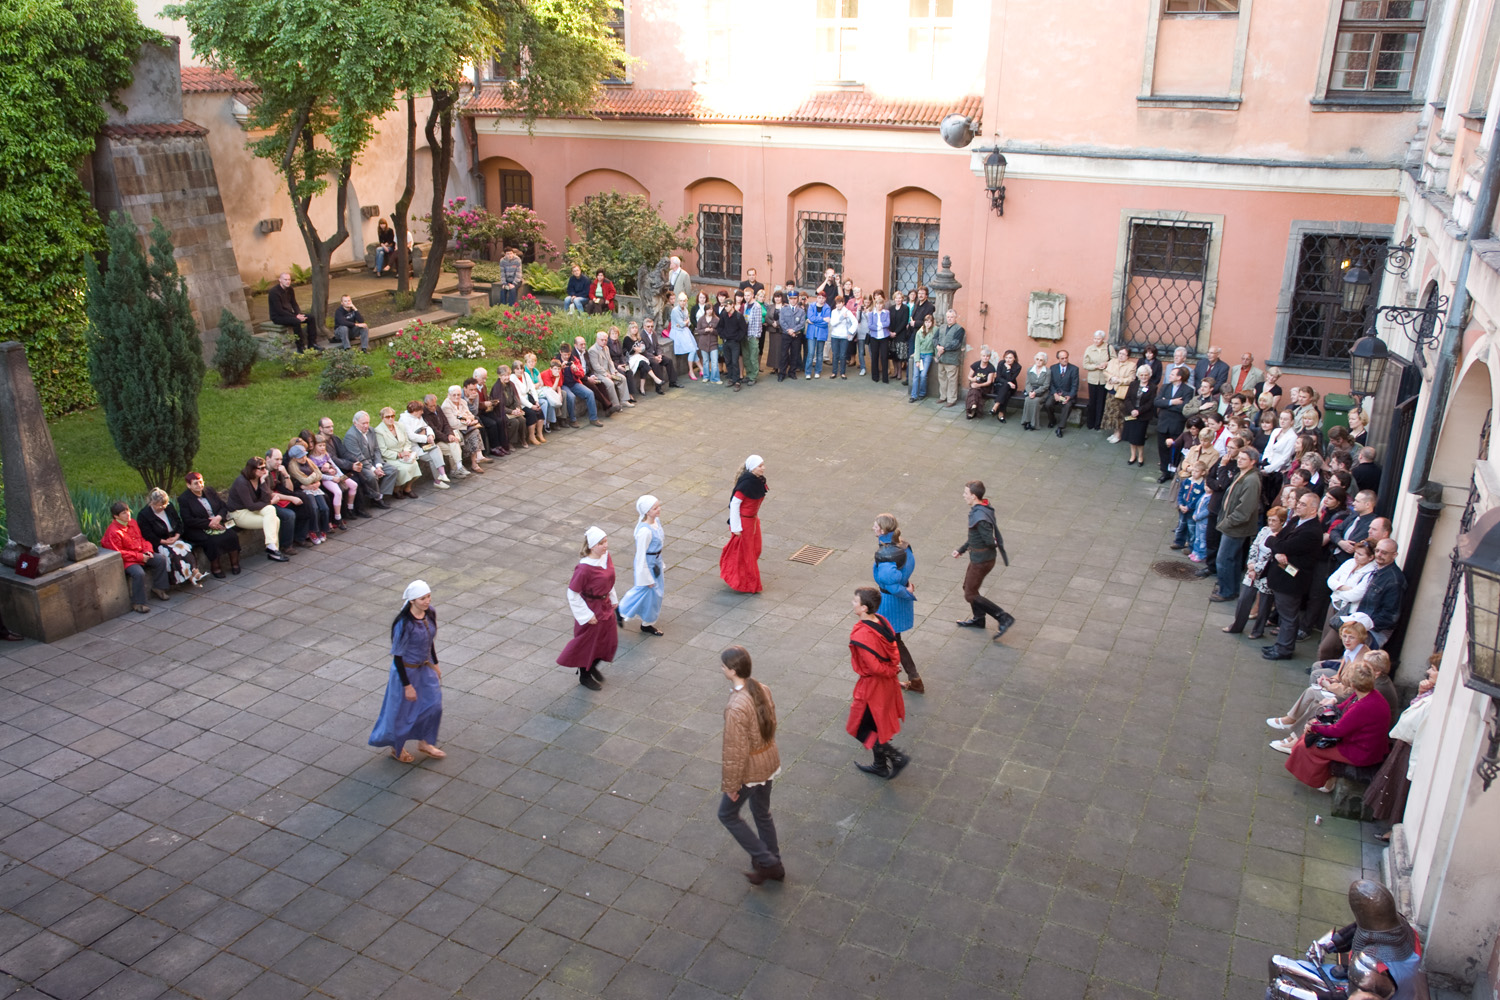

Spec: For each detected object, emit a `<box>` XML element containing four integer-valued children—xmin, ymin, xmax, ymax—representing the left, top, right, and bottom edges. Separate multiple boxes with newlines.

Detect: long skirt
<box><xmin>158</xmin><ymin>541</ymin><xmax>198</xmax><ymax>584</ymax></box>
<box><xmin>720</xmin><ymin>516</ymin><xmax>763</xmax><ymax>593</ymax></box>
<box><xmin>1122</xmin><ymin>415</ymin><xmax>1150</xmax><ymax>447</ymax></box>
<box><xmin>1285</xmin><ymin>738</ymin><xmax>1354</xmax><ymax>788</ymax></box>
<box><xmin>1363</xmin><ymin>739</ymin><xmax>1413</xmax><ymax>821</ymax></box>
<box><xmin>618</xmin><ymin>554</ymin><xmax>665</xmax><ymax>625</ymax></box>
<box><xmin>557</xmin><ymin>604</ymin><xmax>619</xmax><ymax>669</ymax></box>
<box><xmin>1103</xmin><ymin>396</ymin><xmax>1127</xmax><ymax>435</ymax></box>
<box><xmin>1021</xmin><ymin>394</ymin><xmax>1044</xmax><ymax>426</ymax></box>
<box><xmin>368</xmin><ymin>661</ymin><xmax>442</xmax><ymax>749</ymax></box>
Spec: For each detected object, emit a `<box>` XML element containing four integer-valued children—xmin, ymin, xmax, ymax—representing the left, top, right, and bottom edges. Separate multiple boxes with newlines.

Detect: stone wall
<box><xmin>91</xmin><ymin>128</ymin><xmax>248</xmax><ymax>357</ymax></box>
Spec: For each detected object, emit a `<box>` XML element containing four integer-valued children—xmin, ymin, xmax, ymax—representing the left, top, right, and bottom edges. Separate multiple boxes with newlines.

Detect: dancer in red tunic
<box><xmin>846</xmin><ymin>587</ymin><xmax>910</xmax><ymax>778</ymax></box>
<box><xmin>557</xmin><ymin>526</ymin><xmax>619</xmax><ymax>690</ymax></box>
<box><xmin>720</xmin><ymin>454</ymin><xmax>768</xmax><ymax>593</ymax></box>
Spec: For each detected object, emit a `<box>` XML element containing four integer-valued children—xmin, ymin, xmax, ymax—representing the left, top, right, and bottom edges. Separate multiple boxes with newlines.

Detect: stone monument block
<box><xmin>0</xmin><ymin>342</ymin><xmax>130</xmax><ymax>640</ymax></box>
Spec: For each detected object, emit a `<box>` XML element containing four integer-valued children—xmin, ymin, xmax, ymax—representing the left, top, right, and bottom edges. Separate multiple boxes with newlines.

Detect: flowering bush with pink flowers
<box><xmin>419</xmin><ymin>197</ymin><xmax>501</xmax><ymax>259</ymax></box>
<box><xmin>468</xmin><ymin>296</ymin><xmax>580</xmax><ymax>360</ymax></box>
<box><xmin>385</xmin><ymin>319</ymin><xmax>448</xmax><ymax>382</ymax></box>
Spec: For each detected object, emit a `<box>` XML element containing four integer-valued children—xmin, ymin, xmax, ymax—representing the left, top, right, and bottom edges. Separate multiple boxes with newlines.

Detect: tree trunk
<box><xmin>394</xmin><ymin>96</ymin><xmax>416</xmax><ymax>295</ymax></box>
<box><xmin>281</xmin><ymin>108</ymin><xmax>349</xmax><ymax>338</ymax></box>
<box><xmin>414</xmin><ymin>86</ymin><xmax>458</xmax><ymax>311</ymax></box>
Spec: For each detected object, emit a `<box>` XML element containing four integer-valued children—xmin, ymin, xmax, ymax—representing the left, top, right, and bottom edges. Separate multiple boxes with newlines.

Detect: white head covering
<box><xmin>585</xmin><ymin>526</ymin><xmax>607</xmax><ymax>548</ymax></box>
<box><xmin>744</xmin><ymin>454</ymin><xmax>763</xmax><ymax>472</ymax></box>
<box><xmin>635</xmin><ymin>495</ymin><xmax>658</xmax><ymax>521</ymax></box>
<box><xmin>401</xmin><ymin>580</ymin><xmax>431</xmax><ymax>609</ymax></box>
<box><xmin>1344</xmin><ymin>611</ymin><xmax>1374</xmax><ymax>631</ymax></box>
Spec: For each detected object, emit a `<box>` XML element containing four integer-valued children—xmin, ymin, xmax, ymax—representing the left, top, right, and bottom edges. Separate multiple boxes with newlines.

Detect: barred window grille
<box><xmin>797</xmin><ymin>211</ymin><xmax>845</xmax><ymax>290</ymax></box>
<box><xmin>1436</xmin><ymin>410</ymin><xmax>1493</xmax><ymax>654</ymax></box>
<box><xmin>1119</xmin><ymin>219</ymin><xmax>1212</xmax><ymax>352</ymax></box>
<box><xmin>1284</xmin><ymin>233</ymin><xmax>1388</xmax><ymax>370</ymax></box>
<box><xmin>698</xmin><ymin>205</ymin><xmax>742</xmax><ymax>281</ymax></box>
<box><xmin>890</xmin><ymin>217</ymin><xmax>939</xmax><ymax>291</ymax></box>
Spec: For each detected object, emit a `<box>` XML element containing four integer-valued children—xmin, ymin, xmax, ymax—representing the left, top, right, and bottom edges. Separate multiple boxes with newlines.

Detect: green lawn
<box><xmin>50</xmin><ymin>345</ymin><xmax>505</xmax><ymax>500</ymax></box>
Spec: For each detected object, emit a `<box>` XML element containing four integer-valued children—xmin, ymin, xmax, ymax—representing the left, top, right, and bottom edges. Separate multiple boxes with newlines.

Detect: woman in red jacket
<box><xmin>846</xmin><ymin>587</ymin><xmax>910</xmax><ymax>778</ymax></box>
<box><xmin>1285</xmin><ymin>662</ymin><xmax>1390</xmax><ymax>793</ymax></box>
<box><xmin>585</xmin><ymin>269</ymin><xmax>616</xmax><ymax>314</ymax></box>
<box><xmin>100</xmin><ymin>501</ymin><xmax>171</xmax><ymax>614</ymax></box>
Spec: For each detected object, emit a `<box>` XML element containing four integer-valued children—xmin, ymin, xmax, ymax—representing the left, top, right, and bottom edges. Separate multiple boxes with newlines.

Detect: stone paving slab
<box><xmin>0</xmin><ymin>375</ymin><xmax>1380</xmax><ymax>999</ymax></box>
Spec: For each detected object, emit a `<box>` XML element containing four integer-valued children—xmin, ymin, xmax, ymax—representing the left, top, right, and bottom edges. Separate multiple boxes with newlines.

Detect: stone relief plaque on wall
<box><xmin>1028</xmin><ymin>291</ymin><xmax>1066</xmax><ymax>341</ymax></box>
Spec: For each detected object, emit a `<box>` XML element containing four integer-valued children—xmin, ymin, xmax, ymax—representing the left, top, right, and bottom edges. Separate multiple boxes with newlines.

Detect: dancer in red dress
<box><xmin>557</xmin><ymin>526</ymin><xmax>619</xmax><ymax>691</ymax></box>
<box><xmin>720</xmin><ymin>455</ymin><xmax>768</xmax><ymax>593</ymax></box>
<box><xmin>846</xmin><ymin>587</ymin><xmax>910</xmax><ymax>778</ymax></box>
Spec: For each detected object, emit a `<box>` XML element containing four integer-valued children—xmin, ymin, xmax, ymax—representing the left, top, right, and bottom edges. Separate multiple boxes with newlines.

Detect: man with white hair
<box><xmin>1193</xmin><ymin>346</ymin><xmax>1230</xmax><ymax>392</ymax></box>
<box><xmin>667</xmin><ymin>255</ymin><xmax>692</xmax><ymax>305</ymax></box>
<box><xmin>588</xmin><ymin>330</ymin><xmax>632</xmax><ymax>410</ymax></box>
<box><xmin>343</xmin><ymin>411</ymin><xmax>394</xmax><ymax>500</ymax></box>
<box><xmin>471</xmin><ymin>367</ymin><xmax>507</xmax><ymax>455</ymax></box>
<box><xmin>1082</xmin><ymin>330</ymin><xmax>1111</xmax><ymax>431</ymax></box>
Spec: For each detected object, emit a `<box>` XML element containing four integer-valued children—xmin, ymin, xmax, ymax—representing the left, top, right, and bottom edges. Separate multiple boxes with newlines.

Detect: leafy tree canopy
<box><xmin>0</xmin><ymin>0</ymin><xmax>156</xmax><ymax>416</ymax></box>
<box><xmin>567</xmin><ymin>192</ymin><xmax>693</xmax><ymax>294</ymax></box>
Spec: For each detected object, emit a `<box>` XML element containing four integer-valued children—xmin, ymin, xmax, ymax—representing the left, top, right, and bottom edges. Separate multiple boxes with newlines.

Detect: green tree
<box><xmin>408</xmin><ymin>0</ymin><xmax>624</xmax><ymax>309</ymax></box>
<box><xmin>85</xmin><ymin>213</ymin><xmax>206</xmax><ymax>491</ymax></box>
<box><xmin>567</xmin><ymin>192</ymin><xmax>694</xmax><ymax>294</ymax></box>
<box><xmin>166</xmin><ymin>0</ymin><xmax>464</xmax><ymax>335</ymax></box>
<box><xmin>0</xmin><ymin>0</ymin><xmax>155</xmax><ymax>417</ymax></box>
<box><xmin>211</xmin><ymin>307</ymin><xmax>259</xmax><ymax>386</ymax></box>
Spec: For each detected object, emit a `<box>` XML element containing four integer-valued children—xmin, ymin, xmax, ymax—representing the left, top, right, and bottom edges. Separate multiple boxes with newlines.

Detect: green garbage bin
<box><xmin>1323</xmin><ymin>393</ymin><xmax>1354</xmax><ymax>434</ymax></box>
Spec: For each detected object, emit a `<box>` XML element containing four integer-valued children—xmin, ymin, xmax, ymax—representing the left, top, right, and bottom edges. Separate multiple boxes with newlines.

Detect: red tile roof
<box><xmin>179</xmin><ymin>66</ymin><xmax>258</xmax><ymax>94</ymax></box>
<box><xmin>102</xmin><ymin>120</ymin><xmax>210</xmax><ymax>139</ymax></box>
<box><xmin>464</xmin><ymin>85</ymin><xmax>981</xmax><ymax>131</ymax></box>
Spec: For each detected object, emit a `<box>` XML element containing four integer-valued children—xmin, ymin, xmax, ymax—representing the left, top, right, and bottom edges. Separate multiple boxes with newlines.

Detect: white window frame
<box><xmin>814</xmin><ymin>0</ymin><xmax>860</xmax><ymax>84</ymax></box>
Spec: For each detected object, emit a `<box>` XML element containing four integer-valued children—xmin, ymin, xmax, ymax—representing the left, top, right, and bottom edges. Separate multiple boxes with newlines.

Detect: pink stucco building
<box><xmin>462</xmin><ymin>0</ymin><xmax>1433</xmax><ymax>400</ymax></box>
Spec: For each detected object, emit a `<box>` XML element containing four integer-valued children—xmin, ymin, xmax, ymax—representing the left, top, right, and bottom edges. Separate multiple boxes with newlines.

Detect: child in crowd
<box><xmin>1173</xmin><ymin>459</ymin><xmax>1208</xmax><ymax>553</ymax></box>
<box><xmin>1189</xmin><ymin>461</ymin><xmax>1213</xmax><ymax>562</ymax></box>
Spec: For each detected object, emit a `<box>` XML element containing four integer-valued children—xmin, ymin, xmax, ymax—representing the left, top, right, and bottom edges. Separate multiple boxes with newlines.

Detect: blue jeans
<box><xmin>718</xmin><ymin>782</ymin><xmax>779</xmax><ymax>869</ymax></box>
<box><xmin>1190</xmin><ymin>520</ymin><xmax>1207</xmax><ymax>560</ymax></box>
<box><xmin>1173</xmin><ymin>510</ymin><xmax>1193</xmax><ymax>548</ymax></box>
<box><xmin>1216</xmin><ymin>534</ymin><xmax>1247</xmax><ymax>599</ymax></box>
<box><xmin>805</xmin><ymin>339</ymin><xmax>824</xmax><ymax>375</ymax></box>
<box><xmin>910</xmin><ymin>355</ymin><xmax>932</xmax><ymax>399</ymax></box>
<box><xmin>375</xmin><ymin>246</ymin><xmax>390</xmax><ymax>274</ymax></box>
<box><xmin>563</xmin><ymin>296</ymin><xmax>585</xmax><ymax>314</ymax></box>
<box><xmin>699</xmin><ymin>348</ymin><xmax>719</xmax><ymax>381</ymax></box>
<box><xmin>563</xmin><ymin>382</ymin><xmax>597</xmax><ymax>421</ymax></box>
<box><xmin>830</xmin><ymin>338</ymin><xmax>850</xmax><ymax>376</ymax></box>
<box><xmin>498</xmin><ymin>285</ymin><xmax>518</xmax><ymax>305</ymax></box>
<box><xmin>854</xmin><ymin>336</ymin><xmax>867</xmax><ymax>371</ymax></box>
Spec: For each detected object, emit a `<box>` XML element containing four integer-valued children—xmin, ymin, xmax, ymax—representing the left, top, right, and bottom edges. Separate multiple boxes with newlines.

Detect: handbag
<box><xmin>1304</xmin><ymin>732</ymin><xmax>1341</xmax><ymax>750</ymax></box>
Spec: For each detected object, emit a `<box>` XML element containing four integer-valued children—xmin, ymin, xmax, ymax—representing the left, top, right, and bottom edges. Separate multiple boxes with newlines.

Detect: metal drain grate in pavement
<box><xmin>1151</xmin><ymin>559</ymin><xmax>1201</xmax><ymax>581</ymax></box>
<box><xmin>789</xmin><ymin>545</ymin><xmax>835</xmax><ymax>566</ymax></box>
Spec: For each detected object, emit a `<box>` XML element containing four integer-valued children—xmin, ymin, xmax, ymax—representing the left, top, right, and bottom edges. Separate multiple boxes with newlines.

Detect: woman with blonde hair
<box><xmin>669</xmin><ymin>291</ymin><xmax>697</xmax><ymax>379</ymax></box>
<box><xmin>1283</xmin><ymin>660</ymin><xmax>1391</xmax><ymax>793</ymax></box>
<box><xmin>375</xmin><ymin>407</ymin><xmax>422</xmax><ymax>499</ymax></box>
<box><xmin>1102</xmin><ymin>345</ymin><xmax>1136</xmax><ymax>443</ymax></box>
<box><xmin>136</xmin><ymin>488</ymin><xmax>205</xmax><ymax>587</ymax></box>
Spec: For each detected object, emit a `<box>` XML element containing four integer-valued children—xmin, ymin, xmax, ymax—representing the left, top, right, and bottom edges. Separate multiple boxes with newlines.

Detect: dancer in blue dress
<box><xmin>369</xmin><ymin>580</ymin><xmax>447</xmax><ymax>762</ymax></box>
<box><xmin>617</xmin><ymin>494</ymin><xmax>666</xmax><ymax>636</ymax></box>
<box><xmin>873</xmin><ymin>514</ymin><xmax>924</xmax><ymax>693</ymax></box>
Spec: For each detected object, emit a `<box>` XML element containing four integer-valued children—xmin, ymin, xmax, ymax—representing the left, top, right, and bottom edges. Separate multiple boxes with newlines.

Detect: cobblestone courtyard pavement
<box><xmin>0</xmin><ymin>372</ymin><xmax>1382</xmax><ymax>1000</ymax></box>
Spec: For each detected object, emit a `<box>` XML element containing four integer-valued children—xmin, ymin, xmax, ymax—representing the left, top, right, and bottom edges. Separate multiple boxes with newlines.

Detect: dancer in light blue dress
<box><xmin>368</xmin><ymin>580</ymin><xmax>446</xmax><ymax>763</ymax></box>
<box><xmin>617</xmin><ymin>494</ymin><xmax>666</xmax><ymax>636</ymax></box>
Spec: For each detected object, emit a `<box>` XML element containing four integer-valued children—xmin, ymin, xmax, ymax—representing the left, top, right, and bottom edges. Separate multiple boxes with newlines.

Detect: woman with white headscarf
<box><xmin>368</xmin><ymin>581</ymin><xmax>446</xmax><ymax>763</ymax></box>
<box><xmin>720</xmin><ymin>455</ymin><xmax>769</xmax><ymax>593</ymax></box>
<box><xmin>558</xmin><ymin>526</ymin><xmax>619</xmax><ymax>691</ymax></box>
<box><xmin>617</xmin><ymin>495</ymin><xmax>666</xmax><ymax>636</ymax></box>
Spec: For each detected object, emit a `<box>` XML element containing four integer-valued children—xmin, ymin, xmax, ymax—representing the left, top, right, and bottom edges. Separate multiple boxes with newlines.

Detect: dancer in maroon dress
<box><xmin>720</xmin><ymin>454</ymin><xmax>768</xmax><ymax>593</ymax></box>
<box><xmin>557</xmin><ymin>526</ymin><xmax>619</xmax><ymax>691</ymax></box>
<box><xmin>846</xmin><ymin>587</ymin><xmax>910</xmax><ymax>778</ymax></box>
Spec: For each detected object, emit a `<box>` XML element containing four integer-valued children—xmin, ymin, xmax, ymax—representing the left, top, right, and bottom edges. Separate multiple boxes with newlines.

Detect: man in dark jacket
<box><xmin>318</xmin><ymin>416</ymin><xmax>381</xmax><ymax>514</ymax></box>
<box><xmin>1199</xmin><ymin>436</ymin><xmax>1242</xmax><ymax>577</ymax></box>
<box><xmin>1359</xmin><ymin>539</ymin><xmax>1406</xmax><ymax>649</ymax></box>
<box><xmin>1192</xmin><ymin>346</ymin><xmax>1230</xmax><ymax>392</ymax></box>
<box><xmin>950</xmin><ymin>481</ymin><xmax>1015</xmax><ymax>640</ymax></box>
<box><xmin>720</xmin><ymin>293</ymin><xmax>749</xmax><ymax>390</ymax></box>
<box><xmin>1263</xmin><ymin>490</ymin><xmax>1325</xmax><ymax>660</ymax></box>
<box><xmin>1154</xmin><ymin>372</ymin><xmax>1191</xmax><ymax>482</ymax></box>
<box><xmin>1042</xmin><ymin>350</ymin><xmax>1080</xmax><ymax>437</ymax></box>
<box><xmin>269</xmin><ymin>272</ymin><xmax>318</xmax><ymax>352</ymax></box>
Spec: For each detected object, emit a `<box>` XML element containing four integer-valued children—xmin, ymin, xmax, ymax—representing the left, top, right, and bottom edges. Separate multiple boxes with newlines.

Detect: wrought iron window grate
<box><xmin>698</xmin><ymin>205</ymin><xmax>742</xmax><ymax>281</ymax></box>
<box><xmin>891</xmin><ymin>216</ymin><xmax>939</xmax><ymax>292</ymax></box>
<box><xmin>1119</xmin><ymin>218</ymin><xmax>1212</xmax><ymax>352</ymax></box>
<box><xmin>1285</xmin><ymin>233</ymin><xmax>1388</xmax><ymax>370</ymax></box>
<box><xmin>797</xmin><ymin>211</ymin><xmax>846</xmax><ymax>290</ymax></box>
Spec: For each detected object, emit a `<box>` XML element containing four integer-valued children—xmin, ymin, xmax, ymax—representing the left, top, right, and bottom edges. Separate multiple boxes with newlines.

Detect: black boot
<box><xmin>589</xmin><ymin>661</ymin><xmax>606</xmax><ymax>684</ymax></box>
<box><xmin>579</xmin><ymin>668</ymin><xmax>602</xmax><ymax>691</ymax></box>
<box><xmin>885</xmin><ymin>743</ymin><xmax>910</xmax><ymax>778</ymax></box>
<box><xmin>855</xmin><ymin>744</ymin><xmax>892</xmax><ymax>777</ymax></box>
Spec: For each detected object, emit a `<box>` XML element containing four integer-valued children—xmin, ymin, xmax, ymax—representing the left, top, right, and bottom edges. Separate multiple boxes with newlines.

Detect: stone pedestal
<box><xmin>454</xmin><ymin>259</ymin><xmax>474</xmax><ymax>296</ymax></box>
<box><xmin>0</xmin><ymin>552</ymin><xmax>131</xmax><ymax>643</ymax></box>
<box><xmin>440</xmin><ymin>292</ymin><xmax>488</xmax><ymax>317</ymax></box>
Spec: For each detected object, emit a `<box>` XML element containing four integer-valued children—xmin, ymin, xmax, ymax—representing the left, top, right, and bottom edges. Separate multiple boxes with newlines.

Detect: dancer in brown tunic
<box><xmin>557</xmin><ymin>526</ymin><xmax>619</xmax><ymax>691</ymax></box>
